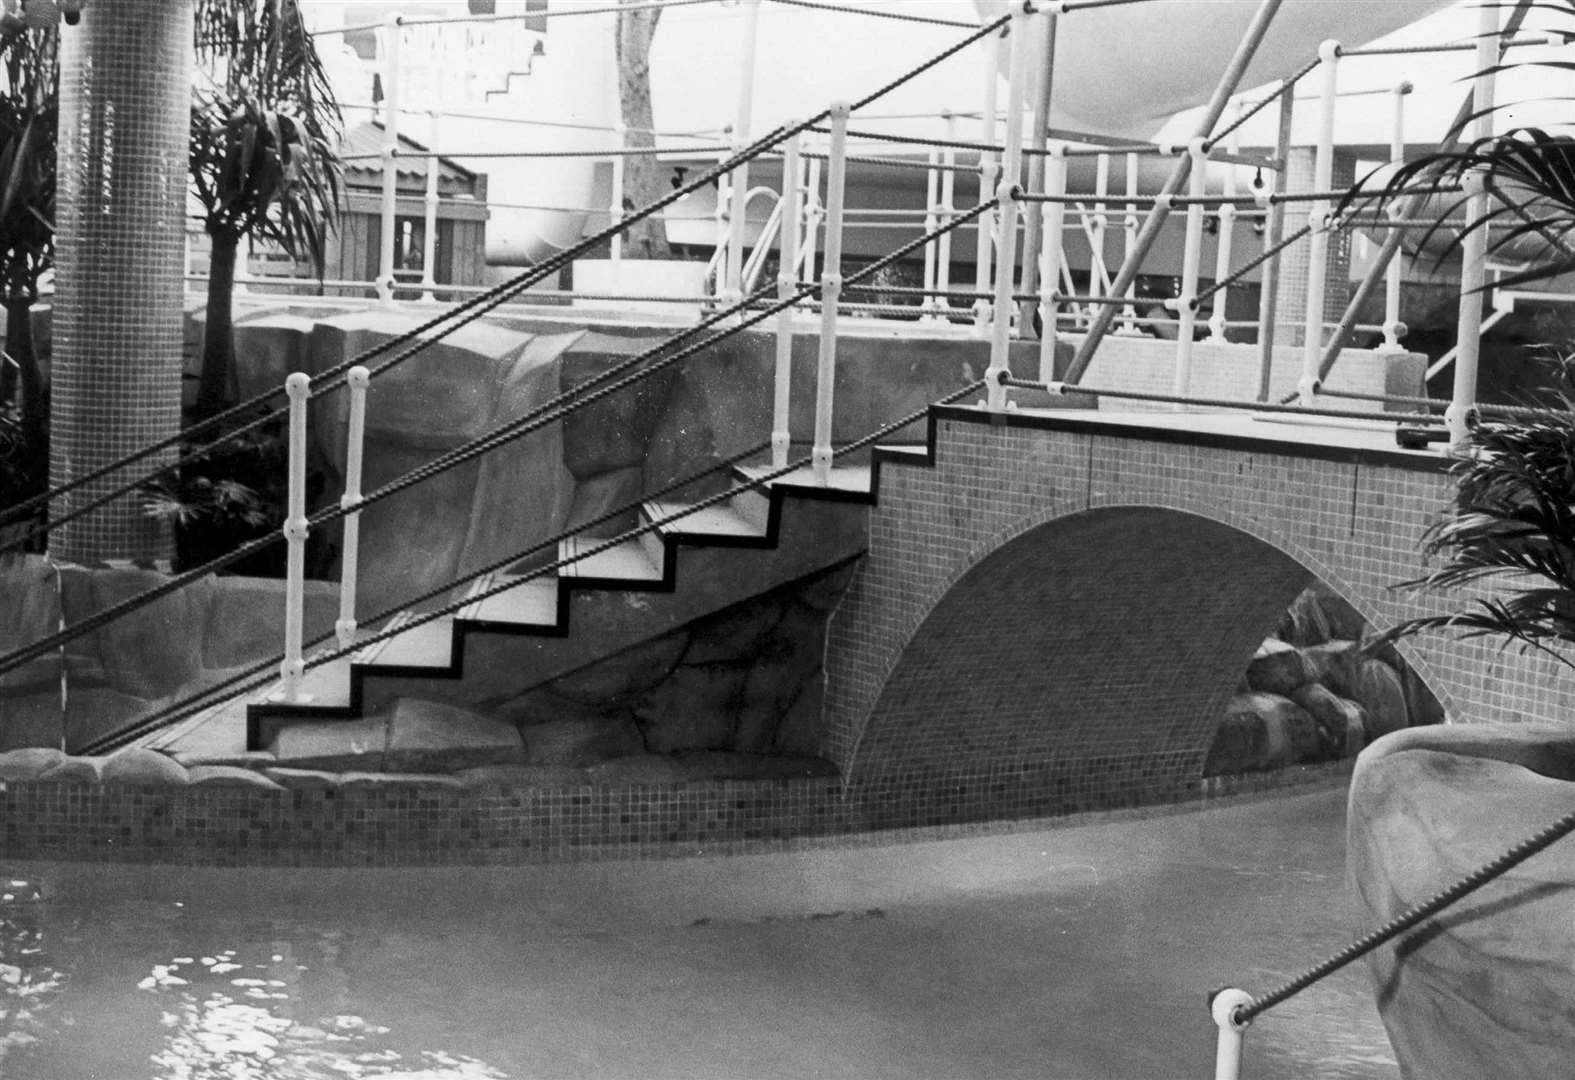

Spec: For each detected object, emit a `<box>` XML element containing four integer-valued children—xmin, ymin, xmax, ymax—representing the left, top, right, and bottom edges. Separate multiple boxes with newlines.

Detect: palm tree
<box><xmin>0</xmin><ymin>20</ymin><xmax>55</xmax><ymax>516</ymax></box>
<box><xmin>189</xmin><ymin>0</ymin><xmax>342</xmax><ymax>420</ymax></box>
<box><xmin>615</xmin><ymin>0</ymin><xmax>671</xmax><ymax>260</ymax></box>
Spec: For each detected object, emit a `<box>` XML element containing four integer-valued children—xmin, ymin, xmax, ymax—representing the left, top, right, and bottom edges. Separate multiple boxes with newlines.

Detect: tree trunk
<box><xmin>615</xmin><ymin>3</ymin><xmax>672</xmax><ymax>260</ymax></box>
<box><xmin>5</xmin><ymin>293</ymin><xmax>45</xmax><ymax>497</ymax></box>
<box><xmin>197</xmin><ymin>229</ymin><xmax>240</xmax><ymax>420</ymax></box>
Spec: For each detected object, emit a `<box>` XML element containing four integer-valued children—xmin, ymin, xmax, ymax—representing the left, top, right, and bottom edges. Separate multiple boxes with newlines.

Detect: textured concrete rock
<box><xmin>1276</xmin><ymin>586</ymin><xmax>1333</xmax><ymax>647</ymax></box>
<box><xmin>1302</xmin><ymin>639</ymin><xmax>1362</xmax><ymax>695</ymax></box>
<box><xmin>540</xmin><ymin>633</ymin><xmax>689</xmax><ymax>705</ymax></box>
<box><xmin>262</xmin><ymin>767</ymin><xmax>342</xmax><ymax>790</ymax></box>
<box><xmin>584</xmin><ymin>754</ymin><xmax>693</xmax><ymax>785</ymax></box>
<box><xmin>101</xmin><ymin>748</ymin><xmax>190</xmax><ymax>787</ymax></box>
<box><xmin>1349</xmin><ymin>724</ymin><xmax>1575</xmax><ymax>1080</ymax></box>
<box><xmin>681</xmin><ymin>596</ymin><xmax>785</xmax><ymax>664</ymax></box>
<box><xmin>384</xmin><ymin>698</ymin><xmax>526</xmax><ymax>772</ymax></box>
<box><xmin>455</xmin><ymin>764</ymin><xmax>590</xmax><ymax>788</ymax></box>
<box><xmin>188</xmin><ymin>765</ymin><xmax>285</xmax><ymax>791</ymax></box>
<box><xmin>672</xmin><ymin>751</ymin><xmax>840</xmax><ymax>781</ymax></box>
<box><xmin>1203</xmin><ymin>693</ymin><xmax>1321</xmax><ymax>775</ymax></box>
<box><xmin>36</xmin><ymin>757</ymin><xmax>103</xmax><ymax>784</ymax></box>
<box><xmin>0</xmin><ymin>748</ymin><xmax>66</xmax><ymax>780</ymax></box>
<box><xmin>200</xmin><ymin>576</ymin><xmax>338</xmax><ymax>671</ymax></box>
<box><xmin>270</xmin><ymin>717</ymin><xmax>388</xmax><ymax>771</ymax></box>
<box><xmin>559</xmin><ymin>333</ymin><xmax>679</xmax><ymax>479</ymax></box>
<box><xmin>633</xmin><ymin>662</ymin><xmax>746</xmax><ymax>752</ymax></box>
<box><xmin>520</xmin><ymin>718</ymin><xmax>645</xmax><ymax>766</ymax></box>
<box><xmin>1244</xmin><ymin>639</ymin><xmax>1317</xmax><ymax>696</ymax></box>
<box><xmin>561</xmin><ymin>464</ymin><xmax>644</xmax><ymax>538</ymax></box>
<box><xmin>63</xmin><ymin>565</ymin><xmax>213</xmax><ymax>700</ymax></box>
<box><xmin>339</xmin><ymin>771</ymin><xmax>467</xmax><ymax>790</ymax></box>
<box><xmin>1290</xmin><ymin>683</ymin><xmax>1367</xmax><ymax>758</ymax></box>
<box><xmin>171</xmin><ymin>750</ymin><xmax>277</xmax><ymax>770</ymax></box>
<box><xmin>1349</xmin><ymin>658</ymin><xmax>1409</xmax><ymax>740</ymax></box>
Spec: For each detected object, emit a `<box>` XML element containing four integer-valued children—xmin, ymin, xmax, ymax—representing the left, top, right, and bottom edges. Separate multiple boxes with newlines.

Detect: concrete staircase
<box><xmin>240</xmin><ymin>464</ymin><xmax>874</xmax><ymax>751</ymax></box>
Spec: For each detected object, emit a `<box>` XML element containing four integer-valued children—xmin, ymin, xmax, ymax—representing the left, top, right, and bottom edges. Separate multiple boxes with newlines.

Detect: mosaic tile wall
<box><xmin>823</xmin><ymin>408</ymin><xmax>1575</xmax><ymax>809</ymax></box>
<box><xmin>1271</xmin><ymin>148</ymin><xmax>1357</xmax><ymax>350</ymax></box>
<box><xmin>48</xmin><ymin>2</ymin><xmax>192</xmax><ymax>563</ymax></box>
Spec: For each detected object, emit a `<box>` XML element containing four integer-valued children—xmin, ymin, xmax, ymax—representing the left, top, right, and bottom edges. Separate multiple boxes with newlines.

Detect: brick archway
<box><xmin>845</xmin><ymin>506</ymin><xmax>1314</xmax><ymax>804</ymax></box>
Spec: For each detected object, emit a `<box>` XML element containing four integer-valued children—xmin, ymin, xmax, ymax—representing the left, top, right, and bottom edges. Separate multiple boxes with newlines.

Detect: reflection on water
<box><xmin>0</xmin><ymin>790</ymin><xmax>1400</xmax><ymax>1080</ymax></box>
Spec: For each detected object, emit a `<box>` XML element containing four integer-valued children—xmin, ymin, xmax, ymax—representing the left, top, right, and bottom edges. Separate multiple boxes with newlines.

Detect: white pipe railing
<box><xmin>801</xmin><ymin>155</ymin><xmax>823</xmax><ymax>283</ymax></box>
<box><xmin>1296</xmin><ymin>39</ymin><xmax>1340</xmax><ymax>405</ymax></box>
<box><xmin>610</xmin><ymin>122</ymin><xmax>626</xmax><ymax>267</ymax></box>
<box><xmin>972</xmin><ymin>27</ymin><xmax>1004</xmax><ymax>332</ymax></box>
<box><xmin>937</xmin><ymin>111</ymin><xmax>958</xmax><ymax>314</ymax></box>
<box><xmin>1207</xmin><ymin>110</ymin><xmax>1240</xmax><ymax>340</ymax></box>
<box><xmin>377</xmin><ymin>11</ymin><xmax>403</xmax><ymax>307</ymax></box>
<box><xmin>1379</xmin><ymin>81</ymin><xmax>1412</xmax><ymax>351</ymax></box>
<box><xmin>723</xmin><ymin>0</ymin><xmax>763</xmax><ymax>305</ymax></box>
<box><xmin>921</xmin><ymin>146</ymin><xmax>941</xmax><ymax>318</ymax></box>
<box><xmin>421</xmin><ymin>109</ymin><xmax>441</xmax><ymax>301</ymax></box>
<box><xmin>985</xmin><ymin>5</ymin><xmax>1033</xmax><ymax>409</ymax></box>
<box><xmin>811</xmin><ymin>102</ymin><xmax>850</xmax><ymax>485</ymax></box>
<box><xmin>1211</xmin><ymin>989</ymin><xmax>1254</xmax><ymax>1080</ymax></box>
<box><xmin>277</xmin><ymin>372</ymin><xmax>311</xmax><ymax>703</ymax></box>
<box><xmin>335</xmin><ymin>366</ymin><xmax>370</xmax><ymax>649</ymax></box>
<box><xmin>1173</xmin><ymin>139</ymin><xmax>1209</xmax><ymax>398</ymax></box>
<box><xmin>1037</xmin><ymin>145</ymin><xmax>1067</xmax><ymax>383</ymax></box>
<box><xmin>773</xmin><ymin>130</ymin><xmax>802</xmax><ymax>469</ymax></box>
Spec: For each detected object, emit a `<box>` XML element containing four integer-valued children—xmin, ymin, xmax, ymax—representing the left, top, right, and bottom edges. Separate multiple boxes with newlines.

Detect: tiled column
<box><xmin>1273</xmin><ymin>147</ymin><xmax>1355</xmax><ymax>349</ymax></box>
<box><xmin>48</xmin><ymin>1</ymin><xmax>193</xmax><ymax>564</ymax></box>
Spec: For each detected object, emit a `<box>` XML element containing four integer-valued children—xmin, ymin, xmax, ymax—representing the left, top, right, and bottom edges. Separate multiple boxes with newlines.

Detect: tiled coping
<box><xmin>0</xmin><ymin>760</ymin><xmax>1355</xmax><ymax>867</ymax></box>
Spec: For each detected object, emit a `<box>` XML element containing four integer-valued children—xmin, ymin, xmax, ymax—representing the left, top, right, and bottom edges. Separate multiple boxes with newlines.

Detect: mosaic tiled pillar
<box><xmin>1273</xmin><ymin>147</ymin><xmax>1355</xmax><ymax>349</ymax></box>
<box><xmin>47</xmin><ymin>1</ymin><xmax>193</xmax><ymax>564</ymax></box>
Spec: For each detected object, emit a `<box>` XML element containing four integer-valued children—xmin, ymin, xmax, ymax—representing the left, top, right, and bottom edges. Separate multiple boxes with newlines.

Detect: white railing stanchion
<box><xmin>1449</xmin><ymin>169</ymin><xmax>1489</xmax><ymax>448</ymax></box>
<box><xmin>724</xmin><ymin>0</ymin><xmax>763</xmax><ymax>306</ymax></box>
<box><xmin>937</xmin><ymin>109</ymin><xmax>958</xmax><ymax>315</ymax></box>
<box><xmin>973</xmin><ymin>25</ymin><xmax>1004</xmax><ymax>333</ymax></box>
<box><xmin>1173</xmin><ymin>139</ymin><xmax>1209</xmax><ymax>400</ymax></box>
<box><xmin>1380</xmin><ymin>80</ymin><xmax>1413</xmax><ymax>351</ymax></box>
<box><xmin>277</xmin><ymin>373</ymin><xmax>311</xmax><ymax>704</ymax></box>
<box><xmin>1207</xmin><ymin>109</ymin><xmax>1240</xmax><ymax>340</ymax></box>
<box><xmin>376</xmin><ymin>11</ymin><xmax>403</xmax><ymax>306</ymax></box>
<box><xmin>985</xmin><ymin>5</ymin><xmax>1032</xmax><ymax>409</ymax></box>
<box><xmin>1121</xmin><ymin>150</ymin><xmax>1139</xmax><ymax>332</ymax></box>
<box><xmin>1037</xmin><ymin>144</ymin><xmax>1067</xmax><ymax>383</ymax></box>
<box><xmin>1297</xmin><ymin>39</ymin><xmax>1340</xmax><ymax>406</ymax></box>
<box><xmin>801</xmin><ymin>155</ymin><xmax>823</xmax><ymax>284</ymax></box>
<box><xmin>773</xmin><ymin>130</ymin><xmax>802</xmax><ymax>469</ymax></box>
<box><xmin>921</xmin><ymin>146</ymin><xmax>941</xmax><ymax>320</ymax></box>
<box><xmin>335</xmin><ymin>366</ymin><xmax>371</xmax><ymax>649</ymax></box>
<box><xmin>610</xmin><ymin>121</ymin><xmax>627</xmax><ymax>268</ymax></box>
<box><xmin>1090</xmin><ymin>151</ymin><xmax>1111</xmax><ymax>297</ymax></box>
<box><xmin>1211</xmin><ymin>989</ymin><xmax>1254</xmax><ymax>1080</ymax></box>
<box><xmin>421</xmin><ymin>108</ymin><xmax>440</xmax><ymax>302</ymax></box>
<box><xmin>812</xmin><ymin>102</ymin><xmax>850</xmax><ymax>486</ymax></box>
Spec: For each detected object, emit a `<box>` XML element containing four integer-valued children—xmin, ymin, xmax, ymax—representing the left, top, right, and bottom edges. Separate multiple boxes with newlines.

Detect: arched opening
<box><xmin>843</xmin><ymin>506</ymin><xmax>1442</xmax><ymax>826</ymax></box>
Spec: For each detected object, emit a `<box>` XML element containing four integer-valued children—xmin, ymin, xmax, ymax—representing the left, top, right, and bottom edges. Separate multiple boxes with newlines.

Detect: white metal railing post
<box><xmin>1090</xmin><ymin>151</ymin><xmax>1111</xmax><ymax>295</ymax></box>
<box><xmin>921</xmin><ymin>146</ymin><xmax>941</xmax><ymax>319</ymax></box>
<box><xmin>1121</xmin><ymin>150</ymin><xmax>1139</xmax><ymax>332</ymax></box>
<box><xmin>1207</xmin><ymin>108</ymin><xmax>1240</xmax><ymax>340</ymax></box>
<box><xmin>801</xmin><ymin>155</ymin><xmax>822</xmax><ymax>283</ymax></box>
<box><xmin>811</xmin><ymin>102</ymin><xmax>850</xmax><ymax>485</ymax></box>
<box><xmin>1379</xmin><ymin>80</ymin><xmax>1413</xmax><ymax>351</ymax></box>
<box><xmin>1211</xmin><ymin>989</ymin><xmax>1253</xmax><ymax>1080</ymax></box>
<box><xmin>421</xmin><ymin>108</ymin><xmax>440</xmax><ymax>301</ymax></box>
<box><xmin>1037</xmin><ymin>144</ymin><xmax>1067</xmax><ymax>383</ymax></box>
<box><xmin>610</xmin><ymin>122</ymin><xmax>627</xmax><ymax>268</ymax></box>
<box><xmin>985</xmin><ymin>6</ymin><xmax>1033</xmax><ymax>409</ymax></box>
<box><xmin>376</xmin><ymin>11</ymin><xmax>403</xmax><ymax>306</ymax></box>
<box><xmin>773</xmin><ymin>129</ymin><xmax>802</xmax><ymax>469</ymax></box>
<box><xmin>278</xmin><ymin>373</ymin><xmax>311</xmax><ymax>703</ymax></box>
<box><xmin>713</xmin><ymin>142</ymin><xmax>733</xmax><ymax>302</ymax></box>
<box><xmin>1448</xmin><ymin>2</ymin><xmax>1500</xmax><ymax>448</ymax></box>
<box><xmin>937</xmin><ymin>109</ymin><xmax>958</xmax><ymax>313</ymax></box>
<box><xmin>724</xmin><ymin>0</ymin><xmax>763</xmax><ymax>306</ymax></box>
<box><xmin>973</xmin><ymin>26</ymin><xmax>1005</xmax><ymax>332</ymax></box>
<box><xmin>1173</xmin><ymin>139</ymin><xmax>1210</xmax><ymax>399</ymax></box>
<box><xmin>1296</xmin><ymin>39</ymin><xmax>1340</xmax><ymax>406</ymax></box>
<box><xmin>335</xmin><ymin>366</ymin><xmax>370</xmax><ymax>649</ymax></box>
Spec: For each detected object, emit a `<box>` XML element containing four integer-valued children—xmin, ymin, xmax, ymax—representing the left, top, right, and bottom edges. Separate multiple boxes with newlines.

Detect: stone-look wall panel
<box><xmin>825</xmin><ymin>411</ymin><xmax>1575</xmax><ymax>819</ymax></box>
<box><xmin>48</xmin><ymin>2</ymin><xmax>193</xmax><ymax>563</ymax></box>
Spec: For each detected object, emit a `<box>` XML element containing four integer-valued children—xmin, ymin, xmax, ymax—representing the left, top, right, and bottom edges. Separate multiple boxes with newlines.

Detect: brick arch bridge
<box><xmin>822</xmin><ymin>406</ymin><xmax>1575</xmax><ymax>828</ymax></box>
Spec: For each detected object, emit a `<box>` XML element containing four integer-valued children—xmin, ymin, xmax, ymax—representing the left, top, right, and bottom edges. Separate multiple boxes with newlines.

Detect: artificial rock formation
<box><xmin>1348</xmin><ymin>724</ymin><xmax>1575</xmax><ymax>1080</ymax></box>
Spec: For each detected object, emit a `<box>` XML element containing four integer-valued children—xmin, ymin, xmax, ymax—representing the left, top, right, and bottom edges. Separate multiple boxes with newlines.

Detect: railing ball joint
<box><xmin>1154</xmin><ymin>192</ymin><xmax>1174</xmax><ymax>211</ymax></box>
<box><xmin>1210</xmin><ymin>986</ymin><xmax>1254</xmax><ymax>1080</ymax></box>
<box><xmin>819</xmin><ymin>273</ymin><xmax>843</xmax><ymax>302</ymax></box>
<box><xmin>1317</xmin><ymin>38</ymin><xmax>1342</xmax><ymax>63</ymax></box>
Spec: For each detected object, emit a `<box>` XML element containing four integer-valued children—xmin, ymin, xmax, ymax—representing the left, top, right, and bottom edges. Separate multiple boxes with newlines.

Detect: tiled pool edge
<box><xmin>0</xmin><ymin>760</ymin><xmax>1354</xmax><ymax>867</ymax></box>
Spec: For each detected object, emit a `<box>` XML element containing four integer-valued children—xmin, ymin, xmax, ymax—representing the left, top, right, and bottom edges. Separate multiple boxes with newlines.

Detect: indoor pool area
<box><xmin>0</xmin><ymin>787</ymin><xmax>1397</xmax><ymax>1080</ymax></box>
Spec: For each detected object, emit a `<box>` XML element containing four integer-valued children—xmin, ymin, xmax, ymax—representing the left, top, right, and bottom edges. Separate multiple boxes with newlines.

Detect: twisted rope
<box><xmin>1204</xmin><ymin>57</ymin><xmax>1320</xmax><ymax>153</ymax></box>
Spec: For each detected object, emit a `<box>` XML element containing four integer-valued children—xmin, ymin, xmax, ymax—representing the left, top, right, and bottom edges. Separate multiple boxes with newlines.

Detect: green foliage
<box><xmin>0</xmin><ymin>23</ymin><xmax>54</xmax><ymax>304</ymax></box>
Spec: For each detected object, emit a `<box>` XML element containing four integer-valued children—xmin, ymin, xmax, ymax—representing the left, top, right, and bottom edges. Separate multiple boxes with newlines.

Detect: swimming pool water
<box><xmin>0</xmin><ymin>787</ymin><xmax>1397</xmax><ymax>1079</ymax></box>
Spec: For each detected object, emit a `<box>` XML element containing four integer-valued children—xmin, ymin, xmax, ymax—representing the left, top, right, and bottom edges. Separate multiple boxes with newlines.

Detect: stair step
<box><xmin>736</xmin><ymin>463</ymin><xmax>873</xmax><ymax>496</ymax></box>
<box><xmin>729</xmin><ymin>485</ymin><xmax>772</xmax><ymax>531</ymax></box>
<box><xmin>558</xmin><ymin>536</ymin><xmax>663</xmax><ymax>583</ymax></box>
<box><xmin>642</xmin><ymin>499</ymin><xmax>767</xmax><ymax>541</ymax></box>
<box><xmin>461</xmin><ymin>573</ymin><xmax>559</xmax><ymax>626</ymax></box>
<box><xmin>365</xmin><ymin>614</ymin><xmax>455</xmax><ymax>671</ymax></box>
<box><xmin>260</xmin><ymin>653</ymin><xmax>354</xmax><ymax>711</ymax></box>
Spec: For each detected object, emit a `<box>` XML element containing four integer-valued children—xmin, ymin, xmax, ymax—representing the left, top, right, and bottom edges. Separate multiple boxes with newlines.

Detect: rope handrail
<box><xmin>1228</xmin><ymin>800</ymin><xmax>1575</xmax><ymax>1027</ymax></box>
<box><xmin>0</xmin><ymin>198</ymin><xmax>996</xmax><ymax>679</ymax></box>
<box><xmin>1203</xmin><ymin>56</ymin><xmax>1320</xmax><ymax>153</ymax></box>
<box><xmin>1313</xmin><ymin>387</ymin><xmax>1565</xmax><ymax>420</ymax></box>
<box><xmin>999</xmin><ymin>376</ymin><xmax>1442</xmax><ymax>425</ymax></box>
